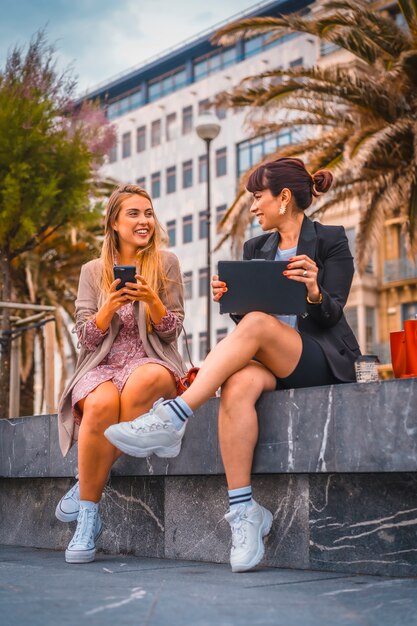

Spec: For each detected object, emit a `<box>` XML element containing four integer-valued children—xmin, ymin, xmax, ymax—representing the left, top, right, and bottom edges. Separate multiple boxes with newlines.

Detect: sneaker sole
<box><xmin>65</xmin><ymin>525</ymin><xmax>103</xmax><ymax>564</ymax></box>
<box><xmin>55</xmin><ymin>504</ymin><xmax>79</xmax><ymax>523</ymax></box>
<box><xmin>231</xmin><ymin>509</ymin><xmax>273</xmax><ymax>573</ymax></box>
<box><xmin>104</xmin><ymin>432</ymin><xmax>181</xmax><ymax>459</ymax></box>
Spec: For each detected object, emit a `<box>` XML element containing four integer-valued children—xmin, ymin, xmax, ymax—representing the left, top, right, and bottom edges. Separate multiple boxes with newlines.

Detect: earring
<box><xmin>279</xmin><ymin>204</ymin><xmax>287</xmax><ymax>215</ymax></box>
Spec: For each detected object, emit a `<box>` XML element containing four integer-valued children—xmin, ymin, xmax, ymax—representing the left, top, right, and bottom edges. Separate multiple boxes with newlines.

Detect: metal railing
<box><xmin>0</xmin><ymin>302</ymin><xmax>56</xmax><ymax>418</ymax></box>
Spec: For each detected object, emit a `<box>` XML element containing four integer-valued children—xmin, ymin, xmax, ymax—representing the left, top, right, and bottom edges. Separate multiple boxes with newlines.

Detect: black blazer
<box><xmin>236</xmin><ymin>216</ymin><xmax>361</xmax><ymax>382</ymax></box>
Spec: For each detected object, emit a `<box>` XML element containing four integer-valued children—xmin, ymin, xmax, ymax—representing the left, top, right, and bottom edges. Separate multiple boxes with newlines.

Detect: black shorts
<box><xmin>275</xmin><ymin>332</ymin><xmax>339</xmax><ymax>390</ymax></box>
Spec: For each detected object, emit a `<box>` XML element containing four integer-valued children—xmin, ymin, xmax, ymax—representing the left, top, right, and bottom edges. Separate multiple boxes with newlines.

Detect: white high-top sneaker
<box><xmin>55</xmin><ymin>478</ymin><xmax>80</xmax><ymax>522</ymax></box>
<box><xmin>65</xmin><ymin>501</ymin><xmax>102</xmax><ymax>564</ymax></box>
<box><xmin>224</xmin><ymin>500</ymin><xmax>273</xmax><ymax>573</ymax></box>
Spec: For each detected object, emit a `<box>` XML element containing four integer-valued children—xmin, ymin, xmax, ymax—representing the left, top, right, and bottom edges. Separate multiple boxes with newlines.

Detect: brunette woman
<box><xmin>105</xmin><ymin>159</ymin><xmax>360</xmax><ymax>573</ymax></box>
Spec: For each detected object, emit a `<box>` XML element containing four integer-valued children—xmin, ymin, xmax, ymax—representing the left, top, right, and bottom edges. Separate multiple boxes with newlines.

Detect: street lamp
<box><xmin>195</xmin><ymin>111</ymin><xmax>221</xmax><ymax>355</ymax></box>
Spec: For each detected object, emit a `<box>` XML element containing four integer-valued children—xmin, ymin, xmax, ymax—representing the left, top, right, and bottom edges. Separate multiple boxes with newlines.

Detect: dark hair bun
<box><xmin>313</xmin><ymin>169</ymin><xmax>333</xmax><ymax>193</ymax></box>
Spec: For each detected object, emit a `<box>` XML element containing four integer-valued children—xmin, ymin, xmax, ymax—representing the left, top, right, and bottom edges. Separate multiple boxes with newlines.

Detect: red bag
<box><xmin>390</xmin><ymin>320</ymin><xmax>417</xmax><ymax>378</ymax></box>
<box><xmin>177</xmin><ymin>367</ymin><xmax>199</xmax><ymax>395</ymax></box>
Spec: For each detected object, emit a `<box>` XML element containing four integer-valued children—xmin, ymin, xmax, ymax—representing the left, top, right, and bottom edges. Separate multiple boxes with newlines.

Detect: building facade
<box><xmin>85</xmin><ymin>0</ymin><xmax>417</xmax><ymax>368</ymax></box>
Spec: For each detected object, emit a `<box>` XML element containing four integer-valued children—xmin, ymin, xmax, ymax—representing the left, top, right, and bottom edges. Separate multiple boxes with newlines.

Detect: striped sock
<box><xmin>228</xmin><ymin>486</ymin><xmax>252</xmax><ymax>510</ymax></box>
<box><xmin>162</xmin><ymin>397</ymin><xmax>193</xmax><ymax>431</ymax></box>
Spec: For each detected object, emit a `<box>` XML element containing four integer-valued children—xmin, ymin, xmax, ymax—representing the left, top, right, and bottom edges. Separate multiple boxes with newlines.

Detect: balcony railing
<box><xmin>384</xmin><ymin>258</ymin><xmax>417</xmax><ymax>283</ymax></box>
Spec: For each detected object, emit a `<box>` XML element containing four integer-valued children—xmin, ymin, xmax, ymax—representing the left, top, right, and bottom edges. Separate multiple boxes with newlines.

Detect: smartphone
<box><xmin>113</xmin><ymin>265</ymin><xmax>137</xmax><ymax>290</ymax></box>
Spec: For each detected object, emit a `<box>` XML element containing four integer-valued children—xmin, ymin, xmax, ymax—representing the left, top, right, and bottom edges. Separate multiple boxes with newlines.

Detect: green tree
<box><xmin>0</xmin><ymin>32</ymin><xmax>115</xmax><ymax>417</ymax></box>
<box><xmin>213</xmin><ymin>0</ymin><xmax>417</xmax><ymax>267</ymax></box>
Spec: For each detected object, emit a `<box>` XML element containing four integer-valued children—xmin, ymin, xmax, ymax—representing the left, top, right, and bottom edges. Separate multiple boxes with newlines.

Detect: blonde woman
<box><xmin>56</xmin><ymin>184</ymin><xmax>186</xmax><ymax>564</ymax></box>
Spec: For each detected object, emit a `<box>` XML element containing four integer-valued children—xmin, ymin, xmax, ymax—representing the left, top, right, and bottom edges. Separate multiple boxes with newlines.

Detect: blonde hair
<box><xmin>101</xmin><ymin>183</ymin><xmax>167</xmax><ymax>330</ymax></box>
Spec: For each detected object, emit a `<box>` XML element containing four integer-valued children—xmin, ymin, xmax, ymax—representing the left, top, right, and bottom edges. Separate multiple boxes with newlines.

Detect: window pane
<box><xmin>122</xmin><ymin>132</ymin><xmax>131</xmax><ymax>158</ymax></box>
<box><xmin>216</xmin><ymin>204</ymin><xmax>227</xmax><ymax>225</ymax></box>
<box><xmin>199</xmin><ymin>331</ymin><xmax>208</xmax><ymax>360</ymax></box>
<box><xmin>167</xmin><ymin>219</ymin><xmax>176</xmax><ymax>247</ymax></box>
<box><xmin>151</xmin><ymin>120</ymin><xmax>161</xmax><ymax>147</ymax></box>
<box><xmin>198</xmin><ymin>154</ymin><xmax>207</xmax><ymax>183</ymax></box>
<box><xmin>136</xmin><ymin>176</ymin><xmax>146</xmax><ymax>189</ymax></box>
<box><xmin>216</xmin><ymin>327</ymin><xmax>228</xmax><ymax>343</ymax></box>
<box><xmin>166</xmin><ymin>166</ymin><xmax>176</xmax><ymax>194</ymax></box>
<box><xmin>182</xmin><ymin>160</ymin><xmax>193</xmax><ymax>188</ymax></box>
<box><xmin>198</xmin><ymin>99</ymin><xmax>210</xmax><ymax>115</ymax></box>
<box><xmin>183</xmin><ymin>215</ymin><xmax>193</xmax><ymax>244</ymax></box>
<box><xmin>216</xmin><ymin>147</ymin><xmax>227</xmax><ymax>177</ymax></box>
<box><xmin>183</xmin><ymin>271</ymin><xmax>193</xmax><ymax>300</ymax></box>
<box><xmin>199</xmin><ymin>267</ymin><xmax>208</xmax><ymax>296</ymax></box>
<box><xmin>166</xmin><ymin>113</ymin><xmax>177</xmax><ymax>141</ymax></box>
<box><xmin>182</xmin><ymin>106</ymin><xmax>193</xmax><ymax>135</ymax></box>
<box><xmin>151</xmin><ymin>172</ymin><xmax>161</xmax><ymax>198</ymax></box>
<box><xmin>136</xmin><ymin>126</ymin><xmax>146</xmax><ymax>152</ymax></box>
<box><xmin>199</xmin><ymin>210</ymin><xmax>208</xmax><ymax>239</ymax></box>
<box><xmin>109</xmin><ymin>143</ymin><xmax>117</xmax><ymax>163</ymax></box>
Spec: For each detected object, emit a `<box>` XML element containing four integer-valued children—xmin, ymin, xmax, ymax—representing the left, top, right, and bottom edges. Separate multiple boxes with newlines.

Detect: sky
<box><xmin>0</xmin><ymin>0</ymin><xmax>263</xmax><ymax>95</ymax></box>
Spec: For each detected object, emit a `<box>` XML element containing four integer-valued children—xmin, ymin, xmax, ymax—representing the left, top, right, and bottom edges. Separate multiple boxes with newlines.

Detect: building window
<box><xmin>151</xmin><ymin>171</ymin><xmax>161</xmax><ymax>198</ymax></box>
<box><xmin>198</xmin><ymin>99</ymin><xmax>210</xmax><ymax>115</ymax></box>
<box><xmin>166</xmin><ymin>166</ymin><xmax>176</xmax><ymax>194</ymax></box>
<box><xmin>199</xmin><ymin>210</ymin><xmax>208</xmax><ymax>239</ymax></box>
<box><xmin>193</xmin><ymin>47</ymin><xmax>236</xmax><ymax>81</ymax></box>
<box><xmin>183</xmin><ymin>215</ymin><xmax>193</xmax><ymax>244</ymax></box>
<box><xmin>216</xmin><ymin>147</ymin><xmax>227</xmax><ymax>177</ymax></box>
<box><xmin>182</xmin><ymin>106</ymin><xmax>193</xmax><ymax>135</ymax></box>
<box><xmin>183</xmin><ymin>271</ymin><xmax>193</xmax><ymax>300</ymax></box>
<box><xmin>182</xmin><ymin>160</ymin><xmax>193</xmax><ymax>188</ymax></box>
<box><xmin>344</xmin><ymin>307</ymin><xmax>358</xmax><ymax>340</ymax></box>
<box><xmin>198</xmin><ymin>154</ymin><xmax>207</xmax><ymax>183</ymax></box>
<box><xmin>167</xmin><ymin>219</ymin><xmax>176</xmax><ymax>247</ymax></box>
<box><xmin>237</xmin><ymin>132</ymin><xmax>292</xmax><ymax>178</ymax></box>
<box><xmin>402</xmin><ymin>302</ymin><xmax>417</xmax><ymax>325</ymax></box>
<box><xmin>166</xmin><ymin>112</ymin><xmax>177</xmax><ymax>141</ymax></box>
<box><xmin>243</xmin><ymin>32</ymin><xmax>293</xmax><ymax>59</ymax></box>
<box><xmin>216</xmin><ymin>327</ymin><xmax>228</xmax><ymax>344</ymax></box>
<box><xmin>182</xmin><ymin>333</ymin><xmax>193</xmax><ymax>363</ymax></box>
<box><xmin>216</xmin><ymin>103</ymin><xmax>227</xmax><ymax>120</ymax></box>
<box><xmin>216</xmin><ymin>204</ymin><xmax>227</xmax><ymax>225</ymax></box>
<box><xmin>136</xmin><ymin>176</ymin><xmax>146</xmax><ymax>189</ymax></box>
<box><xmin>151</xmin><ymin>119</ymin><xmax>161</xmax><ymax>147</ymax></box>
<box><xmin>365</xmin><ymin>307</ymin><xmax>375</xmax><ymax>354</ymax></box>
<box><xmin>346</xmin><ymin>227</ymin><xmax>373</xmax><ymax>273</ymax></box>
<box><xmin>136</xmin><ymin>126</ymin><xmax>146</xmax><ymax>152</ymax></box>
<box><xmin>199</xmin><ymin>267</ymin><xmax>208</xmax><ymax>297</ymax></box>
<box><xmin>148</xmin><ymin>67</ymin><xmax>187</xmax><ymax>102</ymax></box>
<box><xmin>109</xmin><ymin>143</ymin><xmax>117</xmax><ymax>163</ymax></box>
<box><xmin>107</xmin><ymin>88</ymin><xmax>143</xmax><ymax>120</ymax></box>
<box><xmin>199</xmin><ymin>331</ymin><xmax>208</xmax><ymax>361</ymax></box>
<box><xmin>122</xmin><ymin>132</ymin><xmax>131</xmax><ymax>158</ymax></box>
<box><xmin>289</xmin><ymin>57</ymin><xmax>303</xmax><ymax>67</ymax></box>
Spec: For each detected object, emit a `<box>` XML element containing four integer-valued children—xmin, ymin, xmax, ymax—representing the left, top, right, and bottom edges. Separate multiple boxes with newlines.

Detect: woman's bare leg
<box><xmin>113</xmin><ymin>363</ymin><xmax>177</xmax><ymax>462</ymax></box>
<box><xmin>219</xmin><ymin>362</ymin><xmax>276</xmax><ymax>490</ymax></box>
<box><xmin>182</xmin><ymin>312</ymin><xmax>302</xmax><ymax>411</ymax></box>
<box><xmin>77</xmin><ymin>381</ymin><xmax>120</xmax><ymax>502</ymax></box>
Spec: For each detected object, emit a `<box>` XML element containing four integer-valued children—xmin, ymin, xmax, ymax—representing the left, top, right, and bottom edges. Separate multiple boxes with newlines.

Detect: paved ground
<box><xmin>1</xmin><ymin>546</ymin><xmax>417</xmax><ymax>626</ymax></box>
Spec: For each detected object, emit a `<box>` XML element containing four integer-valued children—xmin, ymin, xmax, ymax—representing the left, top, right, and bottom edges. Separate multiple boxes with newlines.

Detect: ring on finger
<box><xmin>302</xmin><ymin>270</ymin><xmax>308</xmax><ymax>277</ymax></box>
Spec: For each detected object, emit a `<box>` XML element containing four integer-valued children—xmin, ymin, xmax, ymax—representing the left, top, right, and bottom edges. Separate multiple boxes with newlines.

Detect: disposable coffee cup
<box><xmin>354</xmin><ymin>355</ymin><xmax>380</xmax><ymax>383</ymax></box>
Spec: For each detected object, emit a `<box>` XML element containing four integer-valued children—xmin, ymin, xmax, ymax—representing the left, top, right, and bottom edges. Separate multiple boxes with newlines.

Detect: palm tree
<box><xmin>213</xmin><ymin>0</ymin><xmax>417</xmax><ymax>270</ymax></box>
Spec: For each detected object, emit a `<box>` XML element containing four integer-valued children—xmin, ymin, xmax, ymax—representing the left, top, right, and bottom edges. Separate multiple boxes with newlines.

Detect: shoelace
<box><xmin>130</xmin><ymin>398</ymin><xmax>168</xmax><ymax>433</ymax></box>
<box><xmin>72</xmin><ymin>508</ymin><xmax>97</xmax><ymax>545</ymax></box>
<box><xmin>230</xmin><ymin>507</ymin><xmax>254</xmax><ymax>548</ymax></box>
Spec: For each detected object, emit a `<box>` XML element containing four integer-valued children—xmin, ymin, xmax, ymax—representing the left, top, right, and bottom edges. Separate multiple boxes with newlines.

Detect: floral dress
<box><xmin>71</xmin><ymin>302</ymin><xmax>180</xmax><ymax>424</ymax></box>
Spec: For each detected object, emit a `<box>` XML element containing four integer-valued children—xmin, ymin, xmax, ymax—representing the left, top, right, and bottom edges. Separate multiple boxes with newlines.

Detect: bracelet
<box><xmin>306</xmin><ymin>292</ymin><xmax>323</xmax><ymax>305</ymax></box>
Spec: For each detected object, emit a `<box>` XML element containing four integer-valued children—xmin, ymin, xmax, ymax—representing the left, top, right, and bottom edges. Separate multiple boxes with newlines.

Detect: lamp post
<box><xmin>195</xmin><ymin>111</ymin><xmax>221</xmax><ymax>355</ymax></box>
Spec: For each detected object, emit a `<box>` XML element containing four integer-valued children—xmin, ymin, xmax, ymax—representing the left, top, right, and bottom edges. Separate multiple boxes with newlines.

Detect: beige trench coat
<box><xmin>57</xmin><ymin>250</ymin><xmax>187</xmax><ymax>456</ymax></box>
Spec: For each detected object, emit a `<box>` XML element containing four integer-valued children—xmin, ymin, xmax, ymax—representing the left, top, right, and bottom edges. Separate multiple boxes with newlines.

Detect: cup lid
<box><xmin>356</xmin><ymin>354</ymin><xmax>380</xmax><ymax>363</ymax></box>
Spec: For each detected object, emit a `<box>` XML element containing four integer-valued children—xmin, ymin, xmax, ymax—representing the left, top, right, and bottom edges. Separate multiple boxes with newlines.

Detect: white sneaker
<box><xmin>65</xmin><ymin>502</ymin><xmax>102</xmax><ymax>564</ymax></box>
<box><xmin>225</xmin><ymin>500</ymin><xmax>273</xmax><ymax>573</ymax></box>
<box><xmin>104</xmin><ymin>398</ymin><xmax>186</xmax><ymax>458</ymax></box>
<box><xmin>55</xmin><ymin>478</ymin><xmax>80</xmax><ymax>522</ymax></box>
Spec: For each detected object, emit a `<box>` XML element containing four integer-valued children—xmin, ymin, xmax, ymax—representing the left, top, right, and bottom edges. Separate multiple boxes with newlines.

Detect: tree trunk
<box><xmin>20</xmin><ymin>356</ymin><xmax>34</xmax><ymax>417</ymax></box>
<box><xmin>0</xmin><ymin>254</ymin><xmax>12</xmax><ymax>418</ymax></box>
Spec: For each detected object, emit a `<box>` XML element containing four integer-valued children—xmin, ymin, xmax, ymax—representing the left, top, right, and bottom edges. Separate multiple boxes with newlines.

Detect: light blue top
<box><xmin>274</xmin><ymin>245</ymin><xmax>298</xmax><ymax>329</ymax></box>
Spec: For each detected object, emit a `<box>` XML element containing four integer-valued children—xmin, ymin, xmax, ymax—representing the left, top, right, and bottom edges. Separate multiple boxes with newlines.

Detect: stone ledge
<box><xmin>1</xmin><ymin>378</ymin><xmax>416</xmax><ymax>478</ymax></box>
